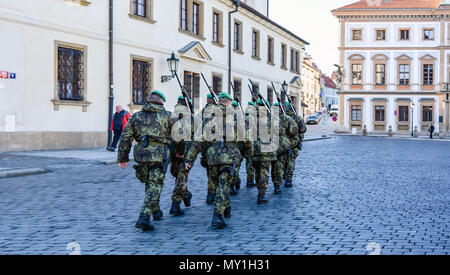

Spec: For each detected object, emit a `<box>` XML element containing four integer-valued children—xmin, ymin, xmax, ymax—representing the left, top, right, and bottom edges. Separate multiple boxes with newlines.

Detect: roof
<box><xmin>237</xmin><ymin>1</ymin><xmax>309</xmax><ymax>46</ymax></box>
<box><xmin>323</xmin><ymin>75</ymin><xmax>337</xmax><ymax>89</ymax></box>
<box><xmin>334</xmin><ymin>0</ymin><xmax>442</xmax><ymax>11</ymax></box>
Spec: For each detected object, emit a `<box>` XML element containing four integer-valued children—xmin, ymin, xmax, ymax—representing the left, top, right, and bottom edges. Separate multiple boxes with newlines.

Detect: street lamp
<box><xmin>411</xmin><ymin>101</ymin><xmax>415</xmax><ymax>137</ymax></box>
<box><xmin>167</xmin><ymin>52</ymin><xmax>179</xmax><ymax>76</ymax></box>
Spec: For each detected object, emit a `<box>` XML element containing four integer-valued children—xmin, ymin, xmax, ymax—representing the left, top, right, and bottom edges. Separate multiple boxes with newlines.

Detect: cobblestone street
<box><xmin>0</xmin><ymin>136</ymin><xmax>449</xmax><ymax>255</ymax></box>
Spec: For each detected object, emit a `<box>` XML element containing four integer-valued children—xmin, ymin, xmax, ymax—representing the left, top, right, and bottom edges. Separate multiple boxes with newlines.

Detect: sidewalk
<box><xmin>334</xmin><ymin>133</ymin><xmax>450</xmax><ymax>142</ymax></box>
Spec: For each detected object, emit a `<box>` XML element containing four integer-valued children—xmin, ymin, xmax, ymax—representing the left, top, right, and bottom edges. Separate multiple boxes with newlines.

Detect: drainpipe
<box><xmin>107</xmin><ymin>0</ymin><xmax>114</xmax><ymax>147</ymax></box>
<box><xmin>228</xmin><ymin>0</ymin><xmax>240</xmax><ymax>95</ymax></box>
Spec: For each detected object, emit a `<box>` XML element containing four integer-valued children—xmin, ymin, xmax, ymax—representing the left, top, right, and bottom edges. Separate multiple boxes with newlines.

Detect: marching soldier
<box><xmin>230</xmin><ymin>101</ymin><xmax>244</xmax><ymax>195</ymax></box>
<box><xmin>117</xmin><ymin>90</ymin><xmax>173</xmax><ymax>231</ymax></box>
<box><xmin>201</xmin><ymin>94</ymin><xmax>217</xmax><ymax>204</ymax></box>
<box><xmin>184</xmin><ymin>92</ymin><xmax>251</xmax><ymax>229</ymax></box>
<box><xmin>169</xmin><ymin>96</ymin><xmax>193</xmax><ymax>216</ymax></box>
<box><xmin>250</xmin><ymin>99</ymin><xmax>277</xmax><ymax>204</ymax></box>
<box><xmin>283</xmin><ymin>102</ymin><xmax>307</xmax><ymax>188</ymax></box>
<box><xmin>270</xmin><ymin>103</ymin><xmax>299</xmax><ymax>194</ymax></box>
<box><xmin>245</xmin><ymin>102</ymin><xmax>257</xmax><ymax>188</ymax></box>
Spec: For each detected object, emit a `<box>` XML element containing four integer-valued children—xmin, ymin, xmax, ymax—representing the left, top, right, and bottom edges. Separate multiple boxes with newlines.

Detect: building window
<box><xmin>212</xmin><ymin>11</ymin><xmax>223</xmax><ymax>44</ymax></box>
<box><xmin>376</xmin><ymin>29</ymin><xmax>386</xmax><ymax>41</ymax></box>
<box><xmin>212</xmin><ymin>74</ymin><xmax>222</xmax><ymax>95</ymax></box>
<box><xmin>399</xmin><ymin>106</ymin><xmax>409</xmax><ymax>122</ymax></box>
<box><xmin>351</xmin><ymin>105</ymin><xmax>361</xmax><ymax>121</ymax></box>
<box><xmin>423</xmin><ymin>29</ymin><xmax>434</xmax><ymax>40</ymax></box>
<box><xmin>352</xmin><ymin>29</ymin><xmax>362</xmax><ymax>41</ymax></box>
<box><xmin>352</xmin><ymin>64</ymin><xmax>363</xmax><ymax>85</ymax></box>
<box><xmin>281</xmin><ymin>43</ymin><xmax>287</xmax><ymax>69</ymax></box>
<box><xmin>400</xmin><ymin>29</ymin><xmax>410</xmax><ymax>40</ymax></box>
<box><xmin>399</xmin><ymin>64</ymin><xmax>410</xmax><ymax>85</ymax></box>
<box><xmin>422</xmin><ymin>106</ymin><xmax>433</xmax><ymax>122</ymax></box>
<box><xmin>180</xmin><ymin>0</ymin><xmax>188</xmax><ymax>31</ymax></box>
<box><xmin>295</xmin><ymin>51</ymin><xmax>300</xmax><ymax>73</ymax></box>
<box><xmin>132</xmin><ymin>0</ymin><xmax>147</xmax><ymax>17</ymax></box>
<box><xmin>57</xmin><ymin>47</ymin><xmax>85</xmax><ymax>101</ymax></box>
<box><xmin>184</xmin><ymin>71</ymin><xmax>200</xmax><ymax>109</ymax></box>
<box><xmin>423</xmin><ymin>64</ymin><xmax>434</xmax><ymax>85</ymax></box>
<box><xmin>267</xmin><ymin>87</ymin><xmax>273</xmax><ymax>106</ymax></box>
<box><xmin>234</xmin><ymin>21</ymin><xmax>242</xmax><ymax>51</ymax></box>
<box><xmin>267</xmin><ymin>37</ymin><xmax>274</xmax><ymax>64</ymax></box>
<box><xmin>375</xmin><ymin>64</ymin><xmax>386</xmax><ymax>85</ymax></box>
<box><xmin>252</xmin><ymin>29</ymin><xmax>260</xmax><ymax>59</ymax></box>
<box><xmin>132</xmin><ymin>59</ymin><xmax>151</xmax><ymax>105</ymax></box>
<box><xmin>233</xmin><ymin>79</ymin><xmax>242</xmax><ymax>101</ymax></box>
<box><xmin>192</xmin><ymin>2</ymin><xmax>200</xmax><ymax>35</ymax></box>
<box><xmin>290</xmin><ymin>48</ymin><xmax>295</xmax><ymax>71</ymax></box>
<box><xmin>375</xmin><ymin>105</ymin><xmax>385</xmax><ymax>122</ymax></box>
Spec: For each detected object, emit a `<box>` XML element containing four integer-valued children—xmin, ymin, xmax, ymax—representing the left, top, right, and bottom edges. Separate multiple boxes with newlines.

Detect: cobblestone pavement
<box><xmin>0</xmin><ymin>136</ymin><xmax>449</xmax><ymax>255</ymax></box>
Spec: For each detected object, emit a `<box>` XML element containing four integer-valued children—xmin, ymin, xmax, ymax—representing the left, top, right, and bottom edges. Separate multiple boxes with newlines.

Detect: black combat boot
<box><xmin>135</xmin><ymin>213</ymin><xmax>154</xmax><ymax>231</ymax></box>
<box><xmin>235</xmin><ymin>178</ymin><xmax>241</xmax><ymax>190</ymax></box>
<box><xmin>246</xmin><ymin>180</ymin><xmax>256</xmax><ymax>188</ymax></box>
<box><xmin>274</xmin><ymin>185</ymin><xmax>282</xmax><ymax>195</ymax></box>
<box><xmin>152</xmin><ymin>210</ymin><xmax>163</xmax><ymax>221</ymax></box>
<box><xmin>257</xmin><ymin>194</ymin><xmax>269</xmax><ymax>204</ymax></box>
<box><xmin>224</xmin><ymin>207</ymin><xmax>231</xmax><ymax>219</ymax></box>
<box><xmin>170</xmin><ymin>202</ymin><xmax>185</xmax><ymax>216</ymax></box>
<box><xmin>230</xmin><ymin>184</ymin><xmax>237</xmax><ymax>196</ymax></box>
<box><xmin>211</xmin><ymin>214</ymin><xmax>227</xmax><ymax>229</ymax></box>
<box><xmin>206</xmin><ymin>193</ymin><xmax>215</xmax><ymax>205</ymax></box>
<box><xmin>183</xmin><ymin>192</ymin><xmax>193</xmax><ymax>207</ymax></box>
<box><xmin>285</xmin><ymin>181</ymin><xmax>293</xmax><ymax>188</ymax></box>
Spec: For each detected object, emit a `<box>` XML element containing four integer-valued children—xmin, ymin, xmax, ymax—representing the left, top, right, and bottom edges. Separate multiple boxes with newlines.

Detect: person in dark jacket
<box><xmin>428</xmin><ymin>124</ymin><xmax>435</xmax><ymax>139</ymax></box>
<box><xmin>107</xmin><ymin>105</ymin><xmax>131</xmax><ymax>152</ymax></box>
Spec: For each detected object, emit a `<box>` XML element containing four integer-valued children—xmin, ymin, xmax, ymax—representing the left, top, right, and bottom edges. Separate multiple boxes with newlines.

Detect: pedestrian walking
<box><xmin>107</xmin><ymin>105</ymin><xmax>130</xmax><ymax>152</ymax></box>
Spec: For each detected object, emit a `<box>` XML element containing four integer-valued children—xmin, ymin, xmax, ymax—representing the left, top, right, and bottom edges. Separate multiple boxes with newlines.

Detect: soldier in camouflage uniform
<box><xmin>118</xmin><ymin>90</ymin><xmax>173</xmax><ymax>231</ymax></box>
<box><xmin>283</xmin><ymin>102</ymin><xmax>307</xmax><ymax>188</ymax></box>
<box><xmin>185</xmin><ymin>92</ymin><xmax>251</xmax><ymax>229</ymax></box>
<box><xmin>169</xmin><ymin>96</ymin><xmax>193</xmax><ymax>216</ymax></box>
<box><xmin>202</xmin><ymin>94</ymin><xmax>218</xmax><ymax>204</ymax></box>
<box><xmin>250</xmin><ymin>99</ymin><xmax>277</xmax><ymax>204</ymax></box>
<box><xmin>270</xmin><ymin>102</ymin><xmax>299</xmax><ymax>194</ymax></box>
<box><xmin>245</xmin><ymin>102</ymin><xmax>256</xmax><ymax>188</ymax></box>
<box><xmin>229</xmin><ymin>100</ymin><xmax>243</xmax><ymax>196</ymax></box>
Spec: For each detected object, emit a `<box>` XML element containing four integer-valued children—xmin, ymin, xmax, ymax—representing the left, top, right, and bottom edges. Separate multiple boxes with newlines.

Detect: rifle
<box><xmin>230</xmin><ymin>81</ymin><xmax>244</xmax><ymax>114</ymax></box>
<box><xmin>271</xmin><ymin>82</ymin><xmax>286</xmax><ymax>115</ymax></box>
<box><xmin>248</xmin><ymin>79</ymin><xmax>271</xmax><ymax>113</ymax></box>
<box><xmin>281</xmin><ymin>82</ymin><xmax>297</xmax><ymax>116</ymax></box>
<box><xmin>173</xmin><ymin>72</ymin><xmax>194</xmax><ymax>114</ymax></box>
<box><xmin>201</xmin><ymin>73</ymin><xmax>219</xmax><ymax>105</ymax></box>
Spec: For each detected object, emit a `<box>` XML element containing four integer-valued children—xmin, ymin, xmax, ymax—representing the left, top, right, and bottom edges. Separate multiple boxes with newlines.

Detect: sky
<box><xmin>270</xmin><ymin>0</ymin><xmax>356</xmax><ymax>76</ymax></box>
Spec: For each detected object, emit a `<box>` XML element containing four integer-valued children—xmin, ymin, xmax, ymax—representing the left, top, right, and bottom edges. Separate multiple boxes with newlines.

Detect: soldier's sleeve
<box><xmin>184</xmin><ymin>141</ymin><xmax>203</xmax><ymax>165</ymax></box>
<box><xmin>287</xmin><ymin>117</ymin><xmax>300</xmax><ymax>145</ymax></box>
<box><xmin>117</xmin><ymin>115</ymin><xmax>136</xmax><ymax>163</ymax></box>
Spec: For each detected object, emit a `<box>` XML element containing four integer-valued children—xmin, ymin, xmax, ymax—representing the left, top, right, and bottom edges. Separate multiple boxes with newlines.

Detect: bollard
<box><xmin>413</xmin><ymin>126</ymin><xmax>419</xmax><ymax>138</ymax></box>
<box><xmin>387</xmin><ymin>126</ymin><xmax>394</xmax><ymax>137</ymax></box>
<box><xmin>363</xmin><ymin>125</ymin><xmax>368</xmax><ymax>136</ymax></box>
<box><xmin>322</xmin><ymin>126</ymin><xmax>327</xmax><ymax>138</ymax></box>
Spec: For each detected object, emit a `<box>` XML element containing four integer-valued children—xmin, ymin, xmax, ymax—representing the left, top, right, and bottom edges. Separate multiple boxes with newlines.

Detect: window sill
<box><xmin>52</xmin><ymin>99</ymin><xmax>91</xmax><ymax>112</ymax></box>
<box><xmin>211</xmin><ymin>41</ymin><xmax>225</xmax><ymax>48</ymax></box>
<box><xmin>251</xmin><ymin>56</ymin><xmax>261</xmax><ymax>61</ymax></box>
<box><xmin>351</xmin><ymin>85</ymin><xmax>363</xmax><ymax>90</ymax></box>
<box><xmin>397</xmin><ymin>85</ymin><xmax>410</xmax><ymax>90</ymax></box>
<box><xmin>128</xmin><ymin>103</ymin><xmax>144</xmax><ymax>112</ymax></box>
<box><xmin>129</xmin><ymin>14</ymin><xmax>156</xmax><ymax>24</ymax></box>
<box><xmin>178</xmin><ymin>29</ymin><xmax>206</xmax><ymax>41</ymax></box>
<box><xmin>422</xmin><ymin>85</ymin><xmax>435</xmax><ymax>90</ymax></box>
<box><xmin>233</xmin><ymin>49</ymin><xmax>244</xmax><ymax>55</ymax></box>
<box><xmin>374</xmin><ymin>85</ymin><xmax>387</xmax><ymax>90</ymax></box>
<box><xmin>65</xmin><ymin>0</ymin><xmax>91</xmax><ymax>6</ymax></box>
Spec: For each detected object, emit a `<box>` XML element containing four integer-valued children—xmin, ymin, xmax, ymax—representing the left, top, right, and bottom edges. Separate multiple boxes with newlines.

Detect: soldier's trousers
<box><xmin>232</xmin><ymin>157</ymin><xmax>242</xmax><ymax>187</ymax></box>
<box><xmin>284</xmin><ymin>147</ymin><xmax>299</xmax><ymax>183</ymax></box>
<box><xmin>170</xmin><ymin>157</ymin><xmax>190</xmax><ymax>203</ymax></box>
<box><xmin>271</xmin><ymin>152</ymin><xmax>288</xmax><ymax>187</ymax></box>
<box><xmin>209</xmin><ymin>165</ymin><xmax>232</xmax><ymax>215</ymax></box>
<box><xmin>246</xmin><ymin>157</ymin><xmax>255</xmax><ymax>183</ymax></box>
<box><xmin>137</xmin><ymin>164</ymin><xmax>167</xmax><ymax>216</ymax></box>
<box><xmin>251</xmin><ymin>160</ymin><xmax>271</xmax><ymax>195</ymax></box>
<box><xmin>207</xmin><ymin>166</ymin><xmax>215</xmax><ymax>195</ymax></box>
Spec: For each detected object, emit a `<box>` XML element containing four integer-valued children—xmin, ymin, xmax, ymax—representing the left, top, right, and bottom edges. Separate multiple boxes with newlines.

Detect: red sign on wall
<box><xmin>0</xmin><ymin>71</ymin><xmax>9</xmax><ymax>79</ymax></box>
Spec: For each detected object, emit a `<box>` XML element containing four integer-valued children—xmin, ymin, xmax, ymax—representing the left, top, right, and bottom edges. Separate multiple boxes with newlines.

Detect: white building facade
<box><xmin>333</xmin><ymin>0</ymin><xmax>450</xmax><ymax>137</ymax></box>
<box><xmin>321</xmin><ymin>75</ymin><xmax>338</xmax><ymax>109</ymax></box>
<box><xmin>0</xmin><ymin>0</ymin><xmax>308</xmax><ymax>151</ymax></box>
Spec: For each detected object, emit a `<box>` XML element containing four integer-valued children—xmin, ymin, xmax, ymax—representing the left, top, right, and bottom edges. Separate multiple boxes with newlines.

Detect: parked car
<box><xmin>307</xmin><ymin>115</ymin><xmax>321</xmax><ymax>125</ymax></box>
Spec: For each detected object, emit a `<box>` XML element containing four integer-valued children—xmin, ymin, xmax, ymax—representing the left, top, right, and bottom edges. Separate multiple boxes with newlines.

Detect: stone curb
<box><xmin>303</xmin><ymin>137</ymin><xmax>333</xmax><ymax>142</ymax></box>
<box><xmin>0</xmin><ymin>168</ymin><xmax>47</xmax><ymax>179</ymax></box>
<box><xmin>101</xmin><ymin>158</ymin><xmax>135</xmax><ymax>166</ymax></box>
<box><xmin>333</xmin><ymin>134</ymin><xmax>450</xmax><ymax>142</ymax></box>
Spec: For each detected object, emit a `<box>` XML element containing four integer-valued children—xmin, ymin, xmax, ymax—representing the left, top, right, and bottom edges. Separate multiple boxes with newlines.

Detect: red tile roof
<box><xmin>323</xmin><ymin>75</ymin><xmax>337</xmax><ymax>89</ymax></box>
<box><xmin>334</xmin><ymin>0</ymin><xmax>442</xmax><ymax>11</ymax></box>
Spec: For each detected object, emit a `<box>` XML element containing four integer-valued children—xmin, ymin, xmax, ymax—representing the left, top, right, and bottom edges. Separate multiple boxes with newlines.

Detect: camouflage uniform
<box><xmin>185</xmin><ymin>104</ymin><xmax>251</xmax><ymax>216</ymax></box>
<box><xmin>201</xmin><ymin>103</ymin><xmax>217</xmax><ymax>196</ymax></box>
<box><xmin>117</xmin><ymin>102</ymin><xmax>173</xmax><ymax>217</ymax></box>
<box><xmin>244</xmin><ymin>104</ymin><xmax>257</xmax><ymax>185</ymax></box>
<box><xmin>270</xmin><ymin>106</ymin><xmax>299</xmax><ymax>188</ymax></box>
<box><xmin>250</xmin><ymin>106</ymin><xmax>277</xmax><ymax>197</ymax></box>
<box><xmin>170</xmin><ymin>103</ymin><xmax>193</xmax><ymax>204</ymax></box>
<box><xmin>284</xmin><ymin>107</ymin><xmax>307</xmax><ymax>185</ymax></box>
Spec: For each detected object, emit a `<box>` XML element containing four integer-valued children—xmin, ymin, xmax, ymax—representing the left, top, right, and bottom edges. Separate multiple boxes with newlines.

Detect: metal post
<box><xmin>107</xmin><ymin>0</ymin><xmax>114</xmax><ymax>147</ymax></box>
<box><xmin>411</xmin><ymin>108</ymin><xmax>414</xmax><ymax>137</ymax></box>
